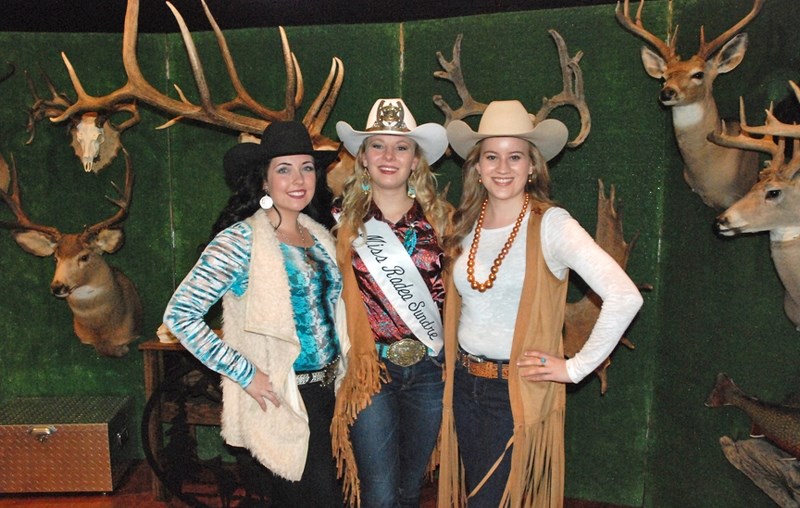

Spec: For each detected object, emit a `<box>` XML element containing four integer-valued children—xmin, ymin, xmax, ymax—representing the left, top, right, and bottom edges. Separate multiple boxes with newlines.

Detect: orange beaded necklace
<box><xmin>466</xmin><ymin>193</ymin><xmax>530</xmax><ymax>292</ymax></box>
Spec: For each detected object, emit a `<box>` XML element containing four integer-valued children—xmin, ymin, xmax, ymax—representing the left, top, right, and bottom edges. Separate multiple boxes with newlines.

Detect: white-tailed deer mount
<box><xmin>434</xmin><ymin>30</ymin><xmax>591</xmax><ymax>148</ymax></box>
<box><xmin>40</xmin><ymin>0</ymin><xmax>350</xmax><ymax>193</ymax></box>
<box><xmin>616</xmin><ymin>0</ymin><xmax>765</xmax><ymax>209</ymax></box>
<box><xmin>713</xmin><ymin>85</ymin><xmax>800</xmax><ymax>330</ymax></box>
<box><xmin>564</xmin><ymin>181</ymin><xmax>646</xmax><ymax>394</ymax></box>
<box><xmin>0</xmin><ymin>151</ymin><xmax>143</xmax><ymax>356</ymax></box>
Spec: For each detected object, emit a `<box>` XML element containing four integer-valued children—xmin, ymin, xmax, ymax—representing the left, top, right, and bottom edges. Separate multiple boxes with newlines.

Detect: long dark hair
<box><xmin>210</xmin><ymin>157</ymin><xmax>336</xmax><ymax>239</ymax></box>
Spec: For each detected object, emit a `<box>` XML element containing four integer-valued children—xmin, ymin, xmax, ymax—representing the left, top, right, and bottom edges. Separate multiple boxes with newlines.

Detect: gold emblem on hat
<box><xmin>369</xmin><ymin>100</ymin><xmax>408</xmax><ymax>132</ymax></box>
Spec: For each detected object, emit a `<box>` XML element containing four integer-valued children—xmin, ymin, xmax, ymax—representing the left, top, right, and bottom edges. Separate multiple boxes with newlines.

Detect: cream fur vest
<box><xmin>220</xmin><ymin>209</ymin><xmax>349</xmax><ymax>481</ymax></box>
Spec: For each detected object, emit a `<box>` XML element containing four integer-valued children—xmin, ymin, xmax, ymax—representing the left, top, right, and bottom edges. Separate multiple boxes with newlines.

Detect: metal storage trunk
<box><xmin>0</xmin><ymin>395</ymin><xmax>134</xmax><ymax>493</ymax></box>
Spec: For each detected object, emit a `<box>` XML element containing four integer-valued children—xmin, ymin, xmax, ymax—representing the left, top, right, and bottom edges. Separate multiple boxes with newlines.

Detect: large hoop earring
<box><xmin>260</xmin><ymin>194</ymin><xmax>273</xmax><ymax>210</ymax></box>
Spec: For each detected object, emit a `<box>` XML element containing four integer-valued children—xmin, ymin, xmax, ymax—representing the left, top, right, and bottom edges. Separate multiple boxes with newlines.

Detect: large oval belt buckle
<box><xmin>386</xmin><ymin>338</ymin><xmax>426</xmax><ymax>367</ymax></box>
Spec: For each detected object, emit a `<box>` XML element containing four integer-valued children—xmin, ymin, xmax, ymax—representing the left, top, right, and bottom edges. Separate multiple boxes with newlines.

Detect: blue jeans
<box><xmin>350</xmin><ymin>355</ymin><xmax>444</xmax><ymax>508</ymax></box>
<box><xmin>453</xmin><ymin>362</ymin><xmax>514</xmax><ymax>508</ymax></box>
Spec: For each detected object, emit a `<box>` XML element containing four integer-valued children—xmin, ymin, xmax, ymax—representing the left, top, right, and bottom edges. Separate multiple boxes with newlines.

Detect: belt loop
<box><xmin>496</xmin><ymin>360</ymin><xmax>503</xmax><ymax>380</ymax></box>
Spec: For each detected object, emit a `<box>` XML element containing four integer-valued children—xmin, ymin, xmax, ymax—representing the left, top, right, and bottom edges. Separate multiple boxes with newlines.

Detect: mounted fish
<box><xmin>706</xmin><ymin>373</ymin><xmax>800</xmax><ymax>506</ymax></box>
<box><xmin>0</xmin><ymin>151</ymin><xmax>142</xmax><ymax>356</ymax></box>
<box><xmin>706</xmin><ymin>372</ymin><xmax>800</xmax><ymax>458</ymax></box>
<box><xmin>563</xmin><ymin>181</ymin><xmax>644</xmax><ymax>394</ymax></box>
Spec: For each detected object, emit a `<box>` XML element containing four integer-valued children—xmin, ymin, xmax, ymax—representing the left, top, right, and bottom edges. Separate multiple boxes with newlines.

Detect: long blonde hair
<box><xmin>443</xmin><ymin>139</ymin><xmax>554</xmax><ymax>259</ymax></box>
<box><xmin>335</xmin><ymin>140</ymin><xmax>452</xmax><ymax>243</ymax></box>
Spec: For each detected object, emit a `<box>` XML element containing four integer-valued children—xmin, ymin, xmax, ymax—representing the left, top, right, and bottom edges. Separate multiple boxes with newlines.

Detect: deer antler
<box><xmin>709</xmin><ymin>98</ymin><xmax>787</xmax><ymax>161</ymax></box>
<box><xmin>433</xmin><ymin>34</ymin><xmax>488</xmax><ymax>127</ymax></box>
<box><xmin>696</xmin><ymin>0</ymin><xmax>765</xmax><ymax>59</ymax></box>
<box><xmin>83</xmin><ymin>149</ymin><xmax>134</xmax><ymax>237</ymax></box>
<box><xmin>25</xmin><ymin>69</ymin><xmax>73</xmax><ymax>144</ymax></box>
<box><xmin>615</xmin><ymin>0</ymin><xmax>678</xmax><ymax>62</ymax></box>
<box><xmin>0</xmin><ymin>152</ymin><xmax>62</xmax><ymax>238</ymax></box>
<box><xmin>729</xmin><ymin>82</ymin><xmax>800</xmax><ymax>139</ymax></box>
<box><xmin>534</xmin><ymin>30</ymin><xmax>591</xmax><ymax>148</ymax></box>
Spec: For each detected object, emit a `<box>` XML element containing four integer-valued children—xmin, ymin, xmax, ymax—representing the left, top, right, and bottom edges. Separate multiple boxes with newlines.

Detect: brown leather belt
<box><xmin>458</xmin><ymin>349</ymin><xmax>510</xmax><ymax>380</ymax></box>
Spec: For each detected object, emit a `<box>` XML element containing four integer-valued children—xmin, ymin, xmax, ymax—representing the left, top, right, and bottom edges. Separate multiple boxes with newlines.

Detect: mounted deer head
<box><xmin>0</xmin><ymin>151</ymin><xmax>143</xmax><ymax>356</ymax></box>
<box><xmin>39</xmin><ymin>0</ymin><xmax>350</xmax><ymax>192</ymax></box>
<box><xmin>434</xmin><ymin>30</ymin><xmax>591</xmax><ymax>148</ymax></box>
<box><xmin>712</xmin><ymin>85</ymin><xmax>800</xmax><ymax>329</ymax></box>
<box><xmin>616</xmin><ymin>0</ymin><xmax>765</xmax><ymax>209</ymax></box>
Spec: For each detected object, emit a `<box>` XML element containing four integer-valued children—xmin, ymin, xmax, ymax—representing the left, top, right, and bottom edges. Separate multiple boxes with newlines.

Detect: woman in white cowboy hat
<box><xmin>438</xmin><ymin>100</ymin><xmax>643</xmax><ymax>507</ymax></box>
<box><xmin>164</xmin><ymin>121</ymin><xmax>348</xmax><ymax>506</ymax></box>
<box><xmin>331</xmin><ymin>98</ymin><xmax>452</xmax><ymax>507</ymax></box>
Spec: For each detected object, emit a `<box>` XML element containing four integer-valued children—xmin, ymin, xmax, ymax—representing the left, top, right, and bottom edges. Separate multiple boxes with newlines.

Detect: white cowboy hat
<box><xmin>446</xmin><ymin>100</ymin><xmax>569</xmax><ymax>161</ymax></box>
<box><xmin>336</xmin><ymin>98</ymin><xmax>449</xmax><ymax>164</ymax></box>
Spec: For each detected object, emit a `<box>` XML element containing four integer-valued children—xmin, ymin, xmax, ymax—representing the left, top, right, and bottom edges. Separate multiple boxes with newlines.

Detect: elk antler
<box><xmin>0</xmin><ymin>152</ymin><xmax>62</xmax><ymax>239</ymax></box>
<box><xmin>534</xmin><ymin>30</ymin><xmax>591</xmax><ymax>148</ymax></box>
<box><xmin>433</xmin><ymin>34</ymin><xmax>488</xmax><ymax>127</ymax></box>
<box><xmin>84</xmin><ymin>149</ymin><xmax>134</xmax><ymax>238</ymax></box>
<box><xmin>696</xmin><ymin>0</ymin><xmax>765</xmax><ymax>59</ymax></box>
<box><xmin>51</xmin><ymin>0</ymin><xmax>342</xmax><ymax>150</ymax></box>
<box><xmin>615</xmin><ymin>0</ymin><xmax>678</xmax><ymax>62</ymax></box>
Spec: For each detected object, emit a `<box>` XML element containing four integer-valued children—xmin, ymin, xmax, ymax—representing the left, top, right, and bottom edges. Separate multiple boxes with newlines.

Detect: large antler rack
<box><xmin>433</xmin><ymin>34</ymin><xmax>488</xmax><ymax>127</ymax></box>
<box><xmin>0</xmin><ymin>152</ymin><xmax>62</xmax><ymax>238</ymax></box>
<box><xmin>535</xmin><ymin>29</ymin><xmax>591</xmax><ymax>148</ymax></box>
<box><xmin>83</xmin><ymin>149</ymin><xmax>135</xmax><ymax>238</ymax></box>
<box><xmin>709</xmin><ymin>96</ymin><xmax>800</xmax><ymax>176</ymax></box>
<box><xmin>44</xmin><ymin>0</ymin><xmax>343</xmax><ymax>145</ymax></box>
<box><xmin>433</xmin><ymin>30</ymin><xmax>590</xmax><ymax>149</ymax></box>
<box><xmin>616</xmin><ymin>0</ymin><xmax>765</xmax><ymax>61</ymax></box>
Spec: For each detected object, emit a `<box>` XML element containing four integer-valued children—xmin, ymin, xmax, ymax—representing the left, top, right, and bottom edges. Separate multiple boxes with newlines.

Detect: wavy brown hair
<box><xmin>334</xmin><ymin>139</ymin><xmax>452</xmax><ymax>243</ymax></box>
<box><xmin>443</xmin><ymin>139</ymin><xmax>554</xmax><ymax>259</ymax></box>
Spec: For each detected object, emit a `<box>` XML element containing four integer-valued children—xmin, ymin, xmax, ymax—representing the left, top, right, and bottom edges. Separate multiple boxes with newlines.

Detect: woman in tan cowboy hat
<box><xmin>438</xmin><ymin>100</ymin><xmax>643</xmax><ymax>507</ymax></box>
<box><xmin>331</xmin><ymin>98</ymin><xmax>452</xmax><ymax>507</ymax></box>
<box><xmin>164</xmin><ymin>120</ymin><xmax>347</xmax><ymax>506</ymax></box>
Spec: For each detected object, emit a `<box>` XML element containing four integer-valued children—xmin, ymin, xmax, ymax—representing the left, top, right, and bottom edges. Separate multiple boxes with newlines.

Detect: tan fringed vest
<box><xmin>438</xmin><ymin>202</ymin><xmax>568</xmax><ymax>508</ymax></box>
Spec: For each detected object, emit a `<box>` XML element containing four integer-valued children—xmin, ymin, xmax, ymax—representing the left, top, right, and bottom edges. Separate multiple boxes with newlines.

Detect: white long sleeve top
<box><xmin>453</xmin><ymin>207</ymin><xmax>643</xmax><ymax>383</ymax></box>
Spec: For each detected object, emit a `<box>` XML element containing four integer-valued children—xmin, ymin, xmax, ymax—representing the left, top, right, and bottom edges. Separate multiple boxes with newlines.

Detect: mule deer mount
<box><xmin>712</xmin><ymin>84</ymin><xmax>800</xmax><ymax>330</ymax></box>
<box><xmin>616</xmin><ymin>0</ymin><xmax>765</xmax><ymax>209</ymax></box>
<box><xmin>25</xmin><ymin>0</ymin><xmax>350</xmax><ymax>192</ymax></box>
<box><xmin>0</xmin><ymin>151</ymin><xmax>143</xmax><ymax>356</ymax></box>
<box><xmin>434</xmin><ymin>29</ymin><xmax>591</xmax><ymax>148</ymax></box>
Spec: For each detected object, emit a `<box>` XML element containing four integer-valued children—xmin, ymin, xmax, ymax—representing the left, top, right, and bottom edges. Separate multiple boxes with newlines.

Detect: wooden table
<box><xmin>139</xmin><ymin>338</ymin><xmax>222</xmax><ymax>500</ymax></box>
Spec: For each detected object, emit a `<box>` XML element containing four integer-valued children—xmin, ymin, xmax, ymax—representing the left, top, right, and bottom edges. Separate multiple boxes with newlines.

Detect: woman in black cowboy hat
<box><xmin>164</xmin><ymin>120</ymin><xmax>348</xmax><ymax>507</ymax></box>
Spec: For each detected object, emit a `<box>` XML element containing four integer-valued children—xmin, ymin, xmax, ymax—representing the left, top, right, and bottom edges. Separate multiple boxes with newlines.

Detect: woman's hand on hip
<box><xmin>245</xmin><ymin>369</ymin><xmax>281</xmax><ymax>411</ymax></box>
<box><xmin>517</xmin><ymin>350</ymin><xmax>571</xmax><ymax>384</ymax></box>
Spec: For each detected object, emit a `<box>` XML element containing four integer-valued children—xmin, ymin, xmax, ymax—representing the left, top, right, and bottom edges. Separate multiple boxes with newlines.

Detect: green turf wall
<box><xmin>0</xmin><ymin>1</ymin><xmax>798</xmax><ymax>506</ymax></box>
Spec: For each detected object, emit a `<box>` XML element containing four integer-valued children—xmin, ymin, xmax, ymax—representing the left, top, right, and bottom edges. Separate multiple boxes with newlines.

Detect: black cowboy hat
<box><xmin>223</xmin><ymin>121</ymin><xmax>339</xmax><ymax>189</ymax></box>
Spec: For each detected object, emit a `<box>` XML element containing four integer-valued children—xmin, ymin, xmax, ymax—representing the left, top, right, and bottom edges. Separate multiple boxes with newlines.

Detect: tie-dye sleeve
<box><xmin>163</xmin><ymin>222</ymin><xmax>255</xmax><ymax>388</ymax></box>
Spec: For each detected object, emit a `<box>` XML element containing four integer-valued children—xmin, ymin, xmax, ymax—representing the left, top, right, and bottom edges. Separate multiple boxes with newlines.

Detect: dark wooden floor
<box><xmin>0</xmin><ymin>460</ymin><xmax>629</xmax><ymax>507</ymax></box>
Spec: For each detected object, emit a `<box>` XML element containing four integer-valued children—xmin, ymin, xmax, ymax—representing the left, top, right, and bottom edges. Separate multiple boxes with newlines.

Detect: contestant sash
<box><xmin>354</xmin><ymin>218</ymin><xmax>443</xmax><ymax>354</ymax></box>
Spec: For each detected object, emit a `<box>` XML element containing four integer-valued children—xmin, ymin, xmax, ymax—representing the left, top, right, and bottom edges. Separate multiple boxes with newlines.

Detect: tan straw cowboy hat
<box><xmin>336</xmin><ymin>98</ymin><xmax>449</xmax><ymax>164</ymax></box>
<box><xmin>447</xmin><ymin>100</ymin><xmax>569</xmax><ymax>161</ymax></box>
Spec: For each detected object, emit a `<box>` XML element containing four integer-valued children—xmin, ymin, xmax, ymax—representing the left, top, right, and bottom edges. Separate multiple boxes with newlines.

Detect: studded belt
<box><xmin>295</xmin><ymin>357</ymin><xmax>339</xmax><ymax>386</ymax></box>
<box><xmin>458</xmin><ymin>348</ymin><xmax>510</xmax><ymax>380</ymax></box>
<box><xmin>376</xmin><ymin>338</ymin><xmax>429</xmax><ymax>368</ymax></box>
